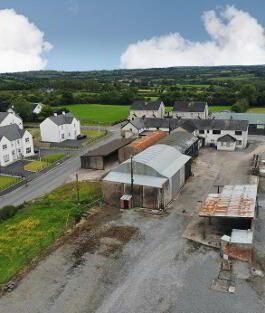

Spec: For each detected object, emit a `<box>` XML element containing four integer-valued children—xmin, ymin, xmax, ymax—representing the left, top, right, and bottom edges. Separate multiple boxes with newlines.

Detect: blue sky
<box><xmin>0</xmin><ymin>0</ymin><xmax>265</xmax><ymax>71</ymax></box>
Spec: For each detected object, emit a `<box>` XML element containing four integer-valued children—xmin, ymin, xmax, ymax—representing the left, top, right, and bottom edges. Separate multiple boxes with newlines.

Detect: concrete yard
<box><xmin>1</xmin><ymin>139</ymin><xmax>265</xmax><ymax>313</ymax></box>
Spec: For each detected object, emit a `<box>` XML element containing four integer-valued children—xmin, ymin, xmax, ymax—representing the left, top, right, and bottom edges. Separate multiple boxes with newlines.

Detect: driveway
<box><xmin>1</xmin><ymin>142</ymin><xmax>265</xmax><ymax>313</ymax></box>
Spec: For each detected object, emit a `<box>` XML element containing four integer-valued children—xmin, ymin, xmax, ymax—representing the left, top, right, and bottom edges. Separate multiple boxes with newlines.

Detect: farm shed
<box><xmin>80</xmin><ymin>138</ymin><xmax>133</xmax><ymax>170</ymax></box>
<box><xmin>103</xmin><ymin>144</ymin><xmax>191</xmax><ymax>210</ymax></box>
<box><xmin>118</xmin><ymin>130</ymin><xmax>167</xmax><ymax>163</ymax></box>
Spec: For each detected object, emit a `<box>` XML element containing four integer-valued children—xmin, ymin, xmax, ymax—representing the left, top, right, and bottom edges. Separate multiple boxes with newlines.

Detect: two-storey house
<box><xmin>129</xmin><ymin>101</ymin><xmax>165</xmax><ymax>120</ymax></box>
<box><xmin>173</xmin><ymin>101</ymin><xmax>208</xmax><ymax>119</ymax></box>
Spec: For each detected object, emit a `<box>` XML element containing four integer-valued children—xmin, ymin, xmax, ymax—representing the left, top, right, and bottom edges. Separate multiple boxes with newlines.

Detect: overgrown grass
<box><xmin>60</xmin><ymin>104</ymin><xmax>129</xmax><ymax>125</ymax></box>
<box><xmin>0</xmin><ymin>176</ymin><xmax>21</xmax><ymax>191</ymax></box>
<box><xmin>42</xmin><ymin>153</ymin><xmax>65</xmax><ymax>164</ymax></box>
<box><xmin>24</xmin><ymin>160</ymin><xmax>49</xmax><ymax>172</ymax></box>
<box><xmin>0</xmin><ymin>181</ymin><xmax>102</xmax><ymax>284</ymax></box>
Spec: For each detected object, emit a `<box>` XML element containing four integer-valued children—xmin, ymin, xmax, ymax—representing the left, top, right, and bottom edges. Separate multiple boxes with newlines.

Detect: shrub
<box><xmin>0</xmin><ymin>205</ymin><xmax>19</xmax><ymax>221</ymax></box>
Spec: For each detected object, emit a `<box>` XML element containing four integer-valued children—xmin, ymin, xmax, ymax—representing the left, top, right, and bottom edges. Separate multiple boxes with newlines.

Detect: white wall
<box><xmin>173</xmin><ymin>105</ymin><xmax>208</xmax><ymax>119</ymax></box>
<box><xmin>0</xmin><ymin>113</ymin><xmax>23</xmax><ymax>129</ymax></box>
<box><xmin>40</xmin><ymin>117</ymin><xmax>81</xmax><ymax>143</ymax></box>
<box><xmin>217</xmin><ymin>141</ymin><xmax>236</xmax><ymax>151</ymax></box>
<box><xmin>196</xmin><ymin>129</ymin><xmax>248</xmax><ymax>149</ymax></box>
<box><xmin>129</xmin><ymin>103</ymin><xmax>165</xmax><ymax>119</ymax></box>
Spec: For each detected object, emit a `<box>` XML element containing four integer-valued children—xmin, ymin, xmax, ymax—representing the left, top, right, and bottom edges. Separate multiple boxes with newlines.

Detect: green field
<box><xmin>247</xmin><ymin>107</ymin><xmax>265</xmax><ymax>113</ymax></box>
<box><xmin>0</xmin><ymin>176</ymin><xmax>21</xmax><ymax>191</ymax></box>
<box><xmin>208</xmin><ymin>106</ymin><xmax>231</xmax><ymax>112</ymax></box>
<box><xmin>64</xmin><ymin>104</ymin><xmax>129</xmax><ymax>125</ymax></box>
<box><xmin>0</xmin><ymin>181</ymin><xmax>102</xmax><ymax>284</ymax></box>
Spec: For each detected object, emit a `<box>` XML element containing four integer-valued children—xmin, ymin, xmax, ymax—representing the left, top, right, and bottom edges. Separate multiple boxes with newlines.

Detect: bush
<box><xmin>0</xmin><ymin>205</ymin><xmax>18</xmax><ymax>221</ymax></box>
<box><xmin>231</xmin><ymin>98</ymin><xmax>249</xmax><ymax>113</ymax></box>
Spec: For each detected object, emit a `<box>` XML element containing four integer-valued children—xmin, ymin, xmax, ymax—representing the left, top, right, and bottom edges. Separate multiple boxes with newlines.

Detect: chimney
<box><xmin>54</xmin><ymin>113</ymin><xmax>57</xmax><ymax>116</ymax></box>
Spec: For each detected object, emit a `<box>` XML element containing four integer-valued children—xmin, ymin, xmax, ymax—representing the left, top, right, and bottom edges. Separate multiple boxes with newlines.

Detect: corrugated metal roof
<box><xmin>213</xmin><ymin>112</ymin><xmax>265</xmax><ymax>125</ymax></box>
<box><xmin>199</xmin><ymin>185</ymin><xmax>257</xmax><ymax>218</ymax></box>
<box><xmin>103</xmin><ymin>172</ymin><xmax>167</xmax><ymax>188</ymax></box>
<box><xmin>155</xmin><ymin>131</ymin><xmax>198</xmax><ymax>153</ymax></box>
<box><xmin>128</xmin><ymin>131</ymin><xmax>167</xmax><ymax>151</ymax></box>
<box><xmin>124</xmin><ymin>144</ymin><xmax>191</xmax><ymax>178</ymax></box>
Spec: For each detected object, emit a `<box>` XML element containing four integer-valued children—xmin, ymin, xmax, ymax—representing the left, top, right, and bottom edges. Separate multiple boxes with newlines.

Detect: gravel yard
<box><xmin>1</xmin><ymin>140</ymin><xmax>265</xmax><ymax>313</ymax></box>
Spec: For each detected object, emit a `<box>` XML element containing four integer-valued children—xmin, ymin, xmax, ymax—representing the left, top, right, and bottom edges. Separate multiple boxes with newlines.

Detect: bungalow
<box><xmin>0</xmin><ymin>112</ymin><xmax>23</xmax><ymax>129</ymax></box>
<box><xmin>129</xmin><ymin>100</ymin><xmax>165</xmax><ymax>120</ymax></box>
<box><xmin>0</xmin><ymin>124</ymin><xmax>34</xmax><ymax>166</ymax></box>
<box><xmin>173</xmin><ymin>101</ymin><xmax>208</xmax><ymax>119</ymax></box>
<box><xmin>40</xmin><ymin>112</ymin><xmax>80</xmax><ymax>143</ymax></box>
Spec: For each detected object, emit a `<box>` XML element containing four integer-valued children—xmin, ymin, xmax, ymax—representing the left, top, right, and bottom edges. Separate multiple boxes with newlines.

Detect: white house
<box><xmin>0</xmin><ymin>124</ymin><xmax>34</xmax><ymax>166</ymax></box>
<box><xmin>129</xmin><ymin>100</ymin><xmax>165</xmax><ymax>120</ymax></box>
<box><xmin>173</xmin><ymin>101</ymin><xmax>208</xmax><ymax>119</ymax></box>
<box><xmin>32</xmin><ymin>103</ymin><xmax>43</xmax><ymax>114</ymax></box>
<box><xmin>40</xmin><ymin>112</ymin><xmax>81</xmax><ymax>143</ymax></box>
<box><xmin>193</xmin><ymin>119</ymin><xmax>248</xmax><ymax>150</ymax></box>
<box><xmin>0</xmin><ymin>112</ymin><xmax>23</xmax><ymax>129</ymax></box>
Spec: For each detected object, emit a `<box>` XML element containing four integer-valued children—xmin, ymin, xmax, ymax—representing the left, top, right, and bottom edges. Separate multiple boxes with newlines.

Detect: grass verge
<box><xmin>42</xmin><ymin>153</ymin><xmax>65</xmax><ymax>163</ymax></box>
<box><xmin>82</xmin><ymin>129</ymin><xmax>108</xmax><ymax>146</ymax></box>
<box><xmin>24</xmin><ymin>160</ymin><xmax>49</xmax><ymax>172</ymax></box>
<box><xmin>0</xmin><ymin>181</ymin><xmax>102</xmax><ymax>284</ymax></box>
<box><xmin>0</xmin><ymin>176</ymin><xmax>21</xmax><ymax>191</ymax></box>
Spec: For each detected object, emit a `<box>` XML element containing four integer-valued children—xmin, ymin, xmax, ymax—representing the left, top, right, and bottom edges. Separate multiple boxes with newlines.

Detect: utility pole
<box><xmin>76</xmin><ymin>173</ymin><xmax>80</xmax><ymax>203</ymax></box>
<box><xmin>131</xmin><ymin>155</ymin><xmax>134</xmax><ymax>208</ymax></box>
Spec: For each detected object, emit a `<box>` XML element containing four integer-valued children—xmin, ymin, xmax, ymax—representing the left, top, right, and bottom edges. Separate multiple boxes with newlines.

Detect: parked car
<box><xmin>77</xmin><ymin>134</ymin><xmax>87</xmax><ymax>140</ymax></box>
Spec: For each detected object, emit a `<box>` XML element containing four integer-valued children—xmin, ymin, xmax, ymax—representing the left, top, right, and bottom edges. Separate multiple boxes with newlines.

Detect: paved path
<box><xmin>0</xmin><ymin>129</ymin><xmax>120</xmax><ymax>208</ymax></box>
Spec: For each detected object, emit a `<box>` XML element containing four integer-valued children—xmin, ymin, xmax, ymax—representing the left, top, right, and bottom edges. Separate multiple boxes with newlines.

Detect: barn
<box><xmin>102</xmin><ymin>144</ymin><xmax>191</xmax><ymax>210</ymax></box>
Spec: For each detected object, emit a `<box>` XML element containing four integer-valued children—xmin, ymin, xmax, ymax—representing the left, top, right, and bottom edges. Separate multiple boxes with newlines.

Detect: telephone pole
<box><xmin>131</xmin><ymin>155</ymin><xmax>134</xmax><ymax>208</ymax></box>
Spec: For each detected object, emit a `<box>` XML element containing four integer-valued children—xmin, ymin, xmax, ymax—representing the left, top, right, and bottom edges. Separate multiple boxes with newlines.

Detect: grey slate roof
<box><xmin>0</xmin><ymin>112</ymin><xmax>9</xmax><ymax>123</ymax></box>
<box><xmin>217</xmin><ymin>134</ymin><xmax>237</xmax><ymax>142</ymax></box>
<box><xmin>48</xmin><ymin>113</ymin><xmax>75</xmax><ymax>126</ymax></box>
<box><xmin>0</xmin><ymin>124</ymin><xmax>26</xmax><ymax>141</ymax></box>
<box><xmin>193</xmin><ymin>119</ymin><xmax>248</xmax><ymax>131</ymax></box>
<box><xmin>155</xmin><ymin>132</ymin><xmax>198</xmax><ymax>153</ymax></box>
<box><xmin>173</xmin><ymin>101</ymin><xmax>207</xmax><ymax>112</ymax></box>
<box><xmin>130</xmin><ymin>100</ymin><xmax>162</xmax><ymax>111</ymax></box>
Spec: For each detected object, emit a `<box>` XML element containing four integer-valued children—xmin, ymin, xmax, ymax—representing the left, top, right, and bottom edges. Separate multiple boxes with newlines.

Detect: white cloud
<box><xmin>120</xmin><ymin>6</ymin><xmax>265</xmax><ymax>69</ymax></box>
<box><xmin>0</xmin><ymin>9</ymin><xmax>52</xmax><ymax>73</ymax></box>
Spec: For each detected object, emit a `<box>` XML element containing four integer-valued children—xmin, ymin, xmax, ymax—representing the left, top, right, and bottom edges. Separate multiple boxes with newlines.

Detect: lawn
<box><xmin>24</xmin><ymin>160</ymin><xmax>49</xmax><ymax>172</ymax></box>
<box><xmin>42</xmin><ymin>153</ymin><xmax>65</xmax><ymax>163</ymax></box>
<box><xmin>247</xmin><ymin>107</ymin><xmax>265</xmax><ymax>113</ymax></box>
<box><xmin>0</xmin><ymin>176</ymin><xmax>21</xmax><ymax>191</ymax></box>
<box><xmin>63</xmin><ymin>104</ymin><xmax>129</xmax><ymax>125</ymax></box>
<box><xmin>208</xmin><ymin>106</ymin><xmax>231</xmax><ymax>112</ymax></box>
<box><xmin>0</xmin><ymin>181</ymin><xmax>102</xmax><ymax>284</ymax></box>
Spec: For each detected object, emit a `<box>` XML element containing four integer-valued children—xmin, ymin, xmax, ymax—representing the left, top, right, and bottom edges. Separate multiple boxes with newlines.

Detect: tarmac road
<box><xmin>0</xmin><ymin>128</ymin><xmax>120</xmax><ymax>208</ymax></box>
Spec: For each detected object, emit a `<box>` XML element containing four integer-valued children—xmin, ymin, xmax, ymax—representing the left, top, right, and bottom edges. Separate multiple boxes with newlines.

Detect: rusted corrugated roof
<box><xmin>199</xmin><ymin>185</ymin><xmax>257</xmax><ymax>218</ymax></box>
<box><xmin>128</xmin><ymin>131</ymin><xmax>167</xmax><ymax>151</ymax></box>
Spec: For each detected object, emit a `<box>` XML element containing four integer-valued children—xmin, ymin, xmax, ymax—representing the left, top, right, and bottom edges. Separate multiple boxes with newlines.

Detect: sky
<box><xmin>0</xmin><ymin>0</ymin><xmax>265</xmax><ymax>72</ymax></box>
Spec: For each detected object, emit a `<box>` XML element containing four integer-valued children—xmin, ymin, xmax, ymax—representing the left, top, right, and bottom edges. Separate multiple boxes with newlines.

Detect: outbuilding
<box><xmin>102</xmin><ymin>144</ymin><xmax>191</xmax><ymax>210</ymax></box>
<box><xmin>217</xmin><ymin>134</ymin><xmax>236</xmax><ymax>151</ymax></box>
<box><xmin>80</xmin><ymin>138</ymin><xmax>133</xmax><ymax>170</ymax></box>
<box><xmin>118</xmin><ymin>130</ymin><xmax>167</xmax><ymax>163</ymax></box>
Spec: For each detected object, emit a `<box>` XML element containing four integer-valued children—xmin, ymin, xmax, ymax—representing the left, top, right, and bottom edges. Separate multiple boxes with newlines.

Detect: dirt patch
<box><xmin>101</xmin><ymin>226</ymin><xmax>138</xmax><ymax>244</ymax></box>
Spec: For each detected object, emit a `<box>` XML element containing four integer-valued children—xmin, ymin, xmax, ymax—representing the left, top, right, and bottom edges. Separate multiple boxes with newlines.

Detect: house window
<box><xmin>17</xmin><ymin>140</ymin><xmax>20</xmax><ymax>144</ymax></box>
<box><xmin>25</xmin><ymin>138</ymin><xmax>30</xmax><ymax>142</ymax></box>
<box><xmin>199</xmin><ymin>130</ymin><xmax>204</xmax><ymax>134</ymax></box>
<box><xmin>26</xmin><ymin>147</ymin><xmax>31</xmax><ymax>154</ymax></box>
<box><xmin>235</xmin><ymin>130</ymin><xmax>242</xmax><ymax>136</ymax></box>
<box><xmin>2</xmin><ymin>144</ymin><xmax>7</xmax><ymax>150</ymax></box>
<box><xmin>236</xmin><ymin>140</ymin><xmax>242</xmax><ymax>145</ymax></box>
<box><xmin>61</xmin><ymin>134</ymin><xmax>64</xmax><ymax>139</ymax></box>
<box><xmin>213</xmin><ymin>130</ymin><xmax>221</xmax><ymax>135</ymax></box>
<box><xmin>12</xmin><ymin>150</ymin><xmax>15</xmax><ymax>155</ymax></box>
<box><xmin>207</xmin><ymin>130</ymin><xmax>209</xmax><ymax>134</ymax></box>
<box><xmin>3</xmin><ymin>154</ymin><xmax>9</xmax><ymax>162</ymax></box>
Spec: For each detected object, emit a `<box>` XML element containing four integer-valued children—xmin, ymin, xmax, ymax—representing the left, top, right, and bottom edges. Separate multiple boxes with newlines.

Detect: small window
<box><xmin>17</xmin><ymin>140</ymin><xmax>20</xmax><ymax>144</ymax></box>
<box><xmin>213</xmin><ymin>130</ymin><xmax>221</xmax><ymax>135</ymax></box>
<box><xmin>199</xmin><ymin>130</ymin><xmax>204</xmax><ymax>134</ymax></box>
<box><xmin>207</xmin><ymin>130</ymin><xmax>209</xmax><ymax>134</ymax></box>
<box><xmin>235</xmin><ymin>130</ymin><xmax>242</xmax><ymax>136</ymax></box>
<box><xmin>61</xmin><ymin>134</ymin><xmax>64</xmax><ymax>139</ymax></box>
<box><xmin>26</xmin><ymin>147</ymin><xmax>31</xmax><ymax>154</ymax></box>
<box><xmin>2</xmin><ymin>144</ymin><xmax>7</xmax><ymax>150</ymax></box>
<box><xmin>3</xmin><ymin>154</ymin><xmax>9</xmax><ymax>162</ymax></box>
<box><xmin>12</xmin><ymin>150</ymin><xmax>15</xmax><ymax>155</ymax></box>
<box><xmin>25</xmin><ymin>138</ymin><xmax>30</xmax><ymax>143</ymax></box>
<box><xmin>236</xmin><ymin>140</ymin><xmax>242</xmax><ymax>145</ymax></box>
